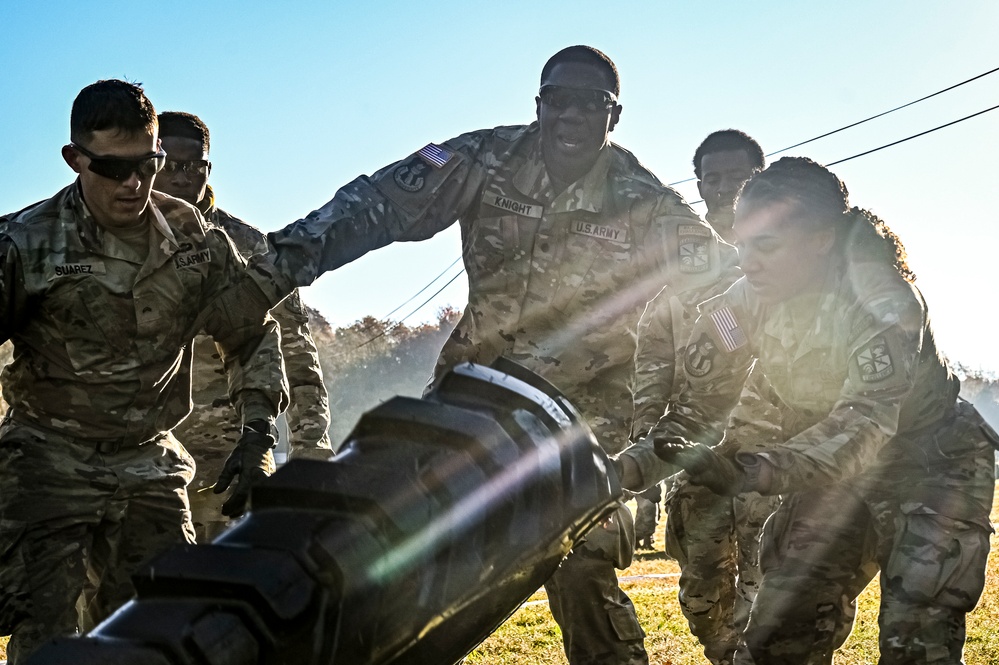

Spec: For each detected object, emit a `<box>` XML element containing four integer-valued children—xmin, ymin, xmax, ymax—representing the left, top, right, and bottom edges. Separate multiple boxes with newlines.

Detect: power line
<box><xmin>667</xmin><ymin>64</ymin><xmax>999</xmax><ymax>186</ymax></box>
<box><xmin>353</xmin><ymin>86</ymin><xmax>999</xmax><ymax>344</ymax></box>
<box><xmin>355</xmin><ymin>267</ymin><xmax>465</xmax><ymax>349</ymax></box>
<box><xmin>770</xmin><ymin>65</ymin><xmax>999</xmax><ymax>157</ymax></box>
<box><xmin>826</xmin><ymin>102</ymin><xmax>999</xmax><ymax>166</ymax></box>
<box><xmin>382</xmin><ymin>256</ymin><xmax>462</xmax><ymax>319</ymax></box>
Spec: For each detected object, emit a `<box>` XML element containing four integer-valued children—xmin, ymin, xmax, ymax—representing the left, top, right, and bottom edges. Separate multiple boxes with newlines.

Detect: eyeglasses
<box><xmin>162</xmin><ymin>159</ymin><xmax>211</xmax><ymax>177</ymax></box>
<box><xmin>539</xmin><ymin>85</ymin><xmax>618</xmax><ymax>113</ymax></box>
<box><xmin>71</xmin><ymin>143</ymin><xmax>167</xmax><ymax>182</ymax></box>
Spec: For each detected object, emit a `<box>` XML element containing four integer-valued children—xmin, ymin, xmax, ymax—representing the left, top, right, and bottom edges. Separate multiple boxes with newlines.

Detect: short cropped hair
<box><xmin>693</xmin><ymin>129</ymin><xmax>765</xmax><ymax>180</ymax></box>
<box><xmin>70</xmin><ymin>79</ymin><xmax>157</xmax><ymax>145</ymax></box>
<box><xmin>540</xmin><ymin>45</ymin><xmax>620</xmax><ymax>97</ymax></box>
<box><xmin>158</xmin><ymin>111</ymin><xmax>211</xmax><ymax>154</ymax></box>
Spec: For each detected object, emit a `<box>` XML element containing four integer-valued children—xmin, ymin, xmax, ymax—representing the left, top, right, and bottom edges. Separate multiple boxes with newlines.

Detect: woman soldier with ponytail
<box><xmin>618</xmin><ymin>157</ymin><xmax>996</xmax><ymax>664</ymax></box>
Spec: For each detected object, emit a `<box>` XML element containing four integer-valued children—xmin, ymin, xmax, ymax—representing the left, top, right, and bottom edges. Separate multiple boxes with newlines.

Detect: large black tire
<box><xmin>29</xmin><ymin>359</ymin><xmax>621</xmax><ymax>665</ymax></box>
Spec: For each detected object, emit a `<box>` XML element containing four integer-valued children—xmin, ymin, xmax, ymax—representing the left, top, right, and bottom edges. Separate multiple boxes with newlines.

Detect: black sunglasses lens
<box><xmin>541</xmin><ymin>86</ymin><xmax>612</xmax><ymax>113</ymax></box>
<box><xmin>87</xmin><ymin>154</ymin><xmax>165</xmax><ymax>181</ymax></box>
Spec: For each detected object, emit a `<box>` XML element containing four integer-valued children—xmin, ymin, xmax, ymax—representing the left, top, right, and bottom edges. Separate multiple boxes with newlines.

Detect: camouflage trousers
<box><xmin>0</xmin><ymin>416</ymin><xmax>196</xmax><ymax>664</ymax></box>
<box><xmin>544</xmin><ymin>503</ymin><xmax>648</xmax><ymax>665</ymax></box>
<box><xmin>747</xmin><ymin>404</ymin><xmax>996</xmax><ymax>664</ymax></box>
<box><xmin>664</xmin><ymin>481</ymin><xmax>783</xmax><ymax>665</ymax></box>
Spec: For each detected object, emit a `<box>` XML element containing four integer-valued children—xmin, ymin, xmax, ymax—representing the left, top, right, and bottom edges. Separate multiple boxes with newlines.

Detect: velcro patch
<box><xmin>483</xmin><ymin>193</ymin><xmax>543</xmax><ymax>218</ymax></box>
<box><xmin>570</xmin><ymin>220</ymin><xmax>627</xmax><ymax>243</ymax></box>
<box><xmin>857</xmin><ymin>336</ymin><xmax>894</xmax><ymax>382</ymax></box>
<box><xmin>710</xmin><ymin>307</ymin><xmax>747</xmax><ymax>352</ymax></box>
<box><xmin>174</xmin><ymin>248</ymin><xmax>212</xmax><ymax>269</ymax></box>
<box><xmin>678</xmin><ymin>224</ymin><xmax>712</xmax><ymax>273</ymax></box>
<box><xmin>392</xmin><ymin>156</ymin><xmax>432</xmax><ymax>193</ymax></box>
<box><xmin>685</xmin><ymin>332</ymin><xmax>717</xmax><ymax>377</ymax></box>
<box><xmin>417</xmin><ymin>143</ymin><xmax>454</xmax><ymax>168</ymax></box>
<box><xmin>50</xmin><ymin>262</ymin><xmax>107</xmax><ymax>279</ymax></box>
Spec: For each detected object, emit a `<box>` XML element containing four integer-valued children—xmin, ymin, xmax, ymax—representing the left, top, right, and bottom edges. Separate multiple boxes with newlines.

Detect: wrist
<box><xmin>734</xmin><ymin>452</ymin><xmax>774</xmax><ymax>494</ymax></box>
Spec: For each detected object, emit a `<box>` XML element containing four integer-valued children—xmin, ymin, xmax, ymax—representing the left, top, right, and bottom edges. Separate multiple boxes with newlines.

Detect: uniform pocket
<box><xmin>885</xmin><ymin>509</ymin><xmax>989</xmax><ymax>611</ymax></box>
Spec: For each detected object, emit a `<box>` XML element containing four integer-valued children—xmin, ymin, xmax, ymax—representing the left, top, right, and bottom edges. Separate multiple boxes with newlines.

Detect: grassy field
<box><xmin>3</xmin><ymin>486</ymin><xmax>999</xmax><ymax>664</ymax></box>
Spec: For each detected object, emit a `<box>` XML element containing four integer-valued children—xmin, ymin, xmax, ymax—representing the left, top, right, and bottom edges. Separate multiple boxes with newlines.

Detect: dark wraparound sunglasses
<box><xmin>70</xmin><ymin>143</ymin><xmax>167</xmax><ymax>181</ymax></box>
<box><xmin>539</xmin><ymin>85</ymin><xmax>618</xmax><ymax>113</ymax></box>
<box><xmin>162</xmin><ymin>159</ymin><xmax>211</xmax><ymax>177</ymax></box>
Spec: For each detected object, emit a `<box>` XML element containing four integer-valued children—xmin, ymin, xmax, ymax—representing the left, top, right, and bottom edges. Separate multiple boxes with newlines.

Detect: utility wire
<box><xmin>667</xmin><ymin>64</ymin><xmax>999</xmax><ymax>186</ymax></box>
<box><xmin>382</xmin><ymin>256</ymin><xmax>462</xmax><ymax>319</ymax></box>
<box><xmin>355</xmin><ymin>92</ymin><xmax>999</xmax><ymax>343</ymax></box>
<box><xmin>826</xmin><ymin>102</ymin><xmax>999</xmax><ymax>166</ymax></box>
<box><xmin>355</xmin><ymin>268</ymin><xmax>465</xmax><ymax>349</ymax></box>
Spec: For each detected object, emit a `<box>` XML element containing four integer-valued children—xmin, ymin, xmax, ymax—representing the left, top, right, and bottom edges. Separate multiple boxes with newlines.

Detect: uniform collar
<box><xmin>197</xmin><ymin>184</ymin><xmax>217</xmax><ymax>221</ymax></box>
<box><xmin>762</xmin><ymin>263</ymin><xmax>843</xmax><ymax>358</ymax></box>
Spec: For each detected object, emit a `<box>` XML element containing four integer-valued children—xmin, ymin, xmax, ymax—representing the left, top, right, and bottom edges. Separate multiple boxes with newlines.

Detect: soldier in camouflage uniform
<box><xmin>620</xmin><ymin>157</ymin><xmax>996</xmax><ymax>664</ymax></box>
<box><xmin>154</xmin><ymin>111</ymin><xmax>332</xmax><ymax>542</ymax></box>
<box><xmin>223</xmin><ymin>45</ymin><xmax>733</xmax><ymax>665</ymax></box>
<box><xmin>0</xmin><ymin>80</ymin><xmax>288</xmax><ymax>664</ymax></box>
<box><xmin>632</xmin><ymin>130</ymin><xmax>784</xmax><ymax>665</ymax></box>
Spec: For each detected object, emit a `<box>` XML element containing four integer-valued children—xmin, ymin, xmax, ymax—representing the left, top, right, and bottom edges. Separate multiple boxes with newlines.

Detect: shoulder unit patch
<box><xmin>685</xmin><ymin>332</ymin><xmax>718</xmax><ymax>378</ymax></box>
<box><xmin>857</xmin><ymin>335</ymin><xmax>894</xmax><ymax>382</ymax></box>
<box><xmin>678</xmin><ymin>223</ymin><xmax>712</xmax><ymax>274</ymax></box>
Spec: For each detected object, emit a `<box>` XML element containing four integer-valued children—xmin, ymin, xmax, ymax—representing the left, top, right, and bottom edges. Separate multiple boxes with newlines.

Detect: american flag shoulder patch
<box><xmin>710</xmin><ymin>307</ymin><xmax>747</xmax><ymax>352</ymax></box>
<box><xmin>417</xmin><ymin>143</ymin><xmax>454</xmax><ymax>168</ymax></box>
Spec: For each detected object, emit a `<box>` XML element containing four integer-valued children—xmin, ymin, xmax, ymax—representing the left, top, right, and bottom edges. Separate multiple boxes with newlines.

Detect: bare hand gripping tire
<box><xmin>29</xmin><ymin>358</ymin><xmax>622</xmax><ymax>665</ymax></box>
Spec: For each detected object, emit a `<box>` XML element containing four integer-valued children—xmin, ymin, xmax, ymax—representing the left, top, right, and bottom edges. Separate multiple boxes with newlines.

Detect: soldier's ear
<box><xmin>608</xmin><ymin>104</ymin><xmax>622</xmax><ymax>132</ymax></box>
<box><xmin>62</xmin><ymin>145</ymin><xmax>83</xmax><ymax>174</ymax></box>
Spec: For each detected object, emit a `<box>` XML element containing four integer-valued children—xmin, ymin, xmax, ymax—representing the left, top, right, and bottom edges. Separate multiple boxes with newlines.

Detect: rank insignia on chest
<box><xmin>857</xmin><ymin>335</ymin><xmax>894</xmax><ymax>382</ymax></box>
<box><xmin>685</xmin><ymin>332</ymin><xmax>717</xmax><ymax>377</ymax></box>
<box><xmin>678</xmin><ymin>224</ymin><xmax>712</xmax><ymax>273</ymax></box>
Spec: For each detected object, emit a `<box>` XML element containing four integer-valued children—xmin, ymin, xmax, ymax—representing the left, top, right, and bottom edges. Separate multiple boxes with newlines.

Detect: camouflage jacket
<box><xmin>632</xmin><ymin>218</ymin><xmax>782</xmax><ymax>449</ymax></box>
<box><xmin>242</xmin><ymin>123</ymin><xmax>732</xmax><ymax>453</ymax></box>
<box><xmin>0</xmin><ymin>183</ymin><xmax>287</xmax><ymax>444</ymax></box>
<box><xmin>173</xmin><ymin>188</ymin><xmax>331</xmax><ymax>471</ymax></box>
<box><xmin>622</xmin><ymin>260</ymin><xmax>960</xmax><ymax>492</ymax></box>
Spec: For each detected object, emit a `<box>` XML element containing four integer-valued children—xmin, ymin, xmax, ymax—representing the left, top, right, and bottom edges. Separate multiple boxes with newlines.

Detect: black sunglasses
<box><xmin>539</xmin><ymin>85</ymin><xmax>618</xmax><ymax>113</ymax></box>
<box><xmin>71</xmin><ymin>143</ymin><xmax>167</xmax><ymax>182</ymax></box>
<box><xmin>162</xmin><ymin>159</ymin><xmax>211</xmax><ymax>177</ymax></box>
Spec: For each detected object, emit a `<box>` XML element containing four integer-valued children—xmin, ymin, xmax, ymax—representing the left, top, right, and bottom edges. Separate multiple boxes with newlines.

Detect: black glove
<box><xmin>214</xmin><ymin>420</ymin><xmax>276</xmax><ymax>517</ymax></box>
<box><xmin>654</xmin><ymin>437</ymin><xmax>745</xmax><ymax>496</ymax></box>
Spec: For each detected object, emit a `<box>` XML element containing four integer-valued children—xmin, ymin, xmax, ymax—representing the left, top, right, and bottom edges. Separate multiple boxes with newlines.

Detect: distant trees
<box><xmin>1</xmin><ymin>321</ymin><xmax>997</xmax><ymax>454</ymax></box>
<box><xmin>309</xmin><ymin>307</ymin><xmax>461</xmax><ymax>446</ymax></box>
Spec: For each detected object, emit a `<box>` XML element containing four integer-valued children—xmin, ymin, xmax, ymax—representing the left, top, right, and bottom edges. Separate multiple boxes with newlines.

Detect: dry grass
<box><xmin>4</xmin><ymin>485</ymin><xmax>999</xmax><ymax>664</ymax></box>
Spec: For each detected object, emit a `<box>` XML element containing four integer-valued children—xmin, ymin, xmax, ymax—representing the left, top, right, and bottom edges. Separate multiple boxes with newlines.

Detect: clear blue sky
<box><xmin>2</xmin><ymin>1</ymin><xmax>997</xmax><ymax>371</ymax></box>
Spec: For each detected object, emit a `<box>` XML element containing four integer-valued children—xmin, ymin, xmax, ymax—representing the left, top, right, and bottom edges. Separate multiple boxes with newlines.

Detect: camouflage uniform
<box><xmin>236</xmin><ymin>123</ymin><xmax>733</xmax><ymax>665</ymax></box>
<box><xmin>0</xmin><ymin>183</ymin><xmax>287</xmax><ymax>663</ymax></box>
<box><xmin>174</xmin><ymin>187</ymin><xmax>332</xmax><ymax>542</ymax></box>
<box><xmin>633</xmin><ymin>241</ymin><xmax>784</xmax><ymax>664</ymax></box>
<box><xmin>623</xmin><ymin>261</ymin><xmax>996</xmax><ymax>664</ymax></box>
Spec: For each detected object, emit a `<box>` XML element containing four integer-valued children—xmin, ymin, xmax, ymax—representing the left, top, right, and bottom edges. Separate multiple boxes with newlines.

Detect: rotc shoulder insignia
<box><xmin>709</xmin><ymin>307</ymin><xmax>747</xmax><ymax>352</ymax></box>
<box><xmin>857</xmin><ymin>335</ymin><xmax>894</xmax><ymax>382</ymax></box>
<box><xmin>393</xmin><ymin>156</ymin><xmax>432</xmax><ymax>192</ymax></box>
<box><xmin>685</xmin><ymin>333</ymin><xmax>717</xmax><ymax>378</ymax></box>
<box><xmin>678</xmin><ymin>224</ymin><xmax>712</xmax><ymax>274</ymax></box>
